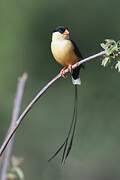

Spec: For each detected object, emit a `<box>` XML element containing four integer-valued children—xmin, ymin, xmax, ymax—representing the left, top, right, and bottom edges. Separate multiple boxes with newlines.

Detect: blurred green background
<box><xmin>0</xmin><ymin>0</ymin><xmax>120</xmax><ymax>179</ymax></box>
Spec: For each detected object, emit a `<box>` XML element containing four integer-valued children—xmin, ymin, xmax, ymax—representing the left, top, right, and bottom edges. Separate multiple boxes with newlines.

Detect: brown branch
<box><xmin>0</xmin><ymin>50</ymin><xmax>106</xmax><ymax>157</ymax></box>
<box><xmin>0</xmin><ymin>73</ymin><xmax>27</xmax><ymax>180</ymax></box>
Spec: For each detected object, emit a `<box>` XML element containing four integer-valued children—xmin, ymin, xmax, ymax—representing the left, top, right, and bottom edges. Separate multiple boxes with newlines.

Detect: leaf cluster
<box><xmin>101</xmin><ymin>39</ymin><xmax>120</xmax><ymax>71</ymax></box>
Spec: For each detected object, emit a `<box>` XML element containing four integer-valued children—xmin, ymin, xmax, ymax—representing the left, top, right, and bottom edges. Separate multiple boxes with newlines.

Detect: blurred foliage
<box><xmin>0</xmin><ymin>0</ymin><xmax>120</xmax><ymax>179</ymax></box>
<box><xmin>7</xmin><ymin>156</ymin><xmax>24</xmax><ymax>180</ymax></box>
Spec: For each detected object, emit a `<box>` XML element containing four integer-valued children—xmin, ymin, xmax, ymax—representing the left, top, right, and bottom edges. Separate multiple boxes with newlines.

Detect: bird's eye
<box><xmin>59</xmin><ymin>28</ymin><xmax>65</xmax><ymax>34</ymax></box>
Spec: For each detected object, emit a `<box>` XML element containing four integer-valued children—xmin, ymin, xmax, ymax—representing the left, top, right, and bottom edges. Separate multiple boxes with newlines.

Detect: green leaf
<box><xmin>115</xmin><ymin>61</ymin><xmax>120</xmax><ymax>72</ymax></box>
<box><xmin>101</xmin><ymin>57</ymin><xmax>109</xmax><ymax>67</ymax></box>
<box><xmin>13</xmin><ymin>167</ymin><xmax>24</xmax><ymax>180</ymax></box>
<box><xmin>117</xmin><ymin>40</ymin><xmax>120</xmax><ymax>50</ymax></box>
<box><xmin>100</xmin><ymin>43</ymin><xmax>106</xmax><ymax>49</ymax></box>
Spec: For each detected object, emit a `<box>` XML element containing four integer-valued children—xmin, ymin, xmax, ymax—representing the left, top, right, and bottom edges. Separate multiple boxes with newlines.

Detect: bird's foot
<box><xmin>68</xmin><ymin>64</ymin><xmax>73</xmax><ymax>73</ymax></box>
<box><xmin>60</xmin><ymin>67</ymin><xmax>67</xmax><ymax>78</ymax></box>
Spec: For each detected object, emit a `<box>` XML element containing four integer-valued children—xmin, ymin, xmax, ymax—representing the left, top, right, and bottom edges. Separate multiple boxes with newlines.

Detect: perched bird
<box><xmin>49</xmin><ymin>26</ymin><xmax>83</xmax><ymax>164</ymax></box>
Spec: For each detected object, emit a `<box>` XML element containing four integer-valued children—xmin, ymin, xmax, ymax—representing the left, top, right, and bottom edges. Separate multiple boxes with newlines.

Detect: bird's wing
<box><xmin>71</xmin><ymin>39</ymin><xmax>83</xmax><ymax>59</ymax></box>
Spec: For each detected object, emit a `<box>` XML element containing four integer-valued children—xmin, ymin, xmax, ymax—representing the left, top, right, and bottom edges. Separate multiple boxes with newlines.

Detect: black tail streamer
<box><xmin>48</xmin><ymin>86</ymin><xmax>78</xmax><ymax>164</ymax></box>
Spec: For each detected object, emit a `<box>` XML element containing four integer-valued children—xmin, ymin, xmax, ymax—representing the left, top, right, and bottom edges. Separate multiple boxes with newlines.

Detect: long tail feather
<box><xmin>48</xmin><ymin>86</ymin><xmax>78</xmax><ymax>164</ymax></box>
<box><xmin>62</xmin><ymin>86</ymin><xmax>78</xmax><ymax>164</ymax></box>
<box><xmin>48</xmin><ymin>140</ymin><xmax>66</xmax><ymax>162</ymax></box>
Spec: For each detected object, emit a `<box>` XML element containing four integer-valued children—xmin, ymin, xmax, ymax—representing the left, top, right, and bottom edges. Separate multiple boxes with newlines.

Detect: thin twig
<box><xmin>0</xmin><ymin>50</ymin><xmax>106</xmax><ymax>157</ymax></box>
<box><xmin>0</xmin><ymin>73</ymin><xmax>27</xmax><ymax>180</ymax></box>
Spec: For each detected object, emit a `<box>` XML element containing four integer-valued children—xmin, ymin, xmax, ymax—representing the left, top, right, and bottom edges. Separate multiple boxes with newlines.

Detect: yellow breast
<box><xmin>51</xmin><ymin>40</ymin><xmax>78</xmax><ymax>66</ymax></box>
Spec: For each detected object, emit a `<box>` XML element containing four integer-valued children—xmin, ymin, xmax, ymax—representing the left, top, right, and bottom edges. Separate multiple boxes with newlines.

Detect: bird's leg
<box><xmin>60</xmin><ymin>67</ymin><xmax>67</xmax><ymax>78</ymax></box>
<box><xmin>60</xmin><ymin>65</ymin><xmax>72</xmax><ymax>78</ymax></box>
<box><xmin>68</xmin><ymin>64</ymin><xmax>72</xmax><ymax>73</ymax></box>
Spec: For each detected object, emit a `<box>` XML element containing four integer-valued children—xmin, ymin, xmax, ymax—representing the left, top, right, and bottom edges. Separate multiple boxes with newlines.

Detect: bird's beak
<box><xmin>63</xmin><ymin>29</ymin><xmax>69</xmax><ymax>35</ymax></box>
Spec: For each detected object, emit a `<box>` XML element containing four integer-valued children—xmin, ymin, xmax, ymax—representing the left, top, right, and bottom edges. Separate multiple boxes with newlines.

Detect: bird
<box><xmin>48</xmin><ymin>26</ymin><xmax>84</xmax><ymax>164</ymax></box>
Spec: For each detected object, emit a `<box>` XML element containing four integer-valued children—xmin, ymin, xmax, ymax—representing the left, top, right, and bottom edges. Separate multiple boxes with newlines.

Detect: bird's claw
<box><xmin>60</xmin><ymin>65</ymin><xmax>73</xmax><ymax>78</ymax></box>
<box><xmin>68</xmin><ymin>64</ymin><xmax>73</xmax><ymax>73</ymax></box>
<box><xmin>60</xmin><ymin>68</ymin><xmax>67</xmax><ymax>78</ymax></box>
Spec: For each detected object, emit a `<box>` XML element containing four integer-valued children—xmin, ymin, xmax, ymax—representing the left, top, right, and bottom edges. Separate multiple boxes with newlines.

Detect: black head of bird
<box><xmin>52</xmin><ymin>26</ymin><xmax>70</xmax><ymax>41</ymax></box>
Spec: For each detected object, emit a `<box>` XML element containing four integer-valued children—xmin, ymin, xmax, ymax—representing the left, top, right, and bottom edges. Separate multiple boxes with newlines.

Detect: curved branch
<box><xmin>0</xmin><ymin>50</ymin><xmax>105</xmax><ymax>157</ymax></box>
